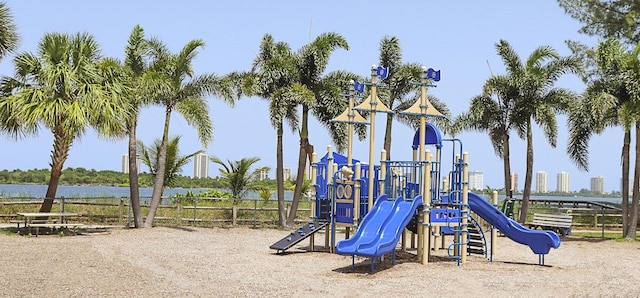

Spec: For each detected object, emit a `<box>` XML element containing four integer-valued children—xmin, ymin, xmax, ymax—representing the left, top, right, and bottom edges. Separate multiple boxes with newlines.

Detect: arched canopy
<box><xmin>412</xmin><ymin>123</ymin><xmax>442</xmax><ymax>149</ymax></box>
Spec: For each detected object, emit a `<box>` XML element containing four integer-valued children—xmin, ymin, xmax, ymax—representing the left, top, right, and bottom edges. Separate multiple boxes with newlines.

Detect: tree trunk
<box><xmin>127</xmin><ymin>114</ymin><xmax>143</xmax><ymax>228</ymax></box>
<box><xmin>626</xmin><ymin>121</ymin><xmax>640</xmax><ymax>240</ymax></box>
<box><xmin>276</xmin><ymin>125</ymin><xmax>286</xmax><ymax>227</ymax></box>
<box><xmin>502</xmin><ymin>133</ymin><xmax>512</xmax><ymax>197</ymax></box>
<box><xmin>40</xmin><ymin>127</ymin><xmax>72</xmax><ymax>212</ymax></box>
<box><xmin>383</xmin><ymin>112</ymin><xmax>393</xmax><ymax>160</ymax></box>
<box><xmin>287</xmin><ymin>105</ymin><xmax>310</xmax><ymax>227</ymax></box>
<box><xmin>144</xmin><ymin>106</ymin><xmax>172</xmax><ymax>228</ymax></box>
<box><xmin>287</xmin><ymin>137</ymin><xmax>309</xmax><ymax>227</ymax></box>
<box><xmin>518</xmin><ymin>120</ymin><xmax>533</xmax><ymax>224</ymax></box>
<box><xmin>622</xmin><ymin>130</ymin><xmax>630</xmax><ymax>237</ymax></box>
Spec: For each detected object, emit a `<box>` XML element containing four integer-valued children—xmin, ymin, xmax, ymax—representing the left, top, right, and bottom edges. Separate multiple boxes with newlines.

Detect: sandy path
<box><xmin>0</xmin><ymin>227</ymin><xmax>638</xmax><ymax>297</ymax></box>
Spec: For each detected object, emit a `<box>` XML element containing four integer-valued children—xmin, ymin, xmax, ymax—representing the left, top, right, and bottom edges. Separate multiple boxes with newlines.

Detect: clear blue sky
<box><xmin>0</xmin><ymin>1</ymin><xmax>629</xmax><ymax>192</ymax></box>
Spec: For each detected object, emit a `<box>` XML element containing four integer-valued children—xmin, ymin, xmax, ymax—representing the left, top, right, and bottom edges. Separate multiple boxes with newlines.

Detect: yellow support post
<box><xmin>422</xmin><ymin>150</ymin><xmax>432</xmax><ymax>265</ymax></box>
<box><xmin>461</xmin><ymin>152</ymin><xmax>469</xmax><ymax>264</ymax></box>
<box><xmin>310</xmin><ymin>152</ymin><xmax>317</xmax><ymax>251</ymax></box>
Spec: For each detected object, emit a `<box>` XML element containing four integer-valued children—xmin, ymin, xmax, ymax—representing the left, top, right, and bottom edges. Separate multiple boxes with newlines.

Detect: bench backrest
<box><xmin>532</xmin><ymin>213</ymin><xmax>573</xmax><ymax>228</ymax></box>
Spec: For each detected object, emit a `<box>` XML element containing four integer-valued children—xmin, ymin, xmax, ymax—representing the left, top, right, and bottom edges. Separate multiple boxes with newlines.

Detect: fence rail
<box><xmin>0</xmin><ymin>197</ymin><xmax>311</xmax><ymax>227</ymax></box>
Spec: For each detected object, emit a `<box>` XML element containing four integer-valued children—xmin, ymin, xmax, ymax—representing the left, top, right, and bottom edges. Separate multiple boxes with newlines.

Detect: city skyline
<box><xmin>118</xmin><ymin>152</ymin><xmax>619</xmax><ymax>193</ymax></box>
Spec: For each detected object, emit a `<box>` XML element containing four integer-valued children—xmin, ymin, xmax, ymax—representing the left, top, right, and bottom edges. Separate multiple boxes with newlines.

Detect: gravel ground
<box><xmin>0</xmin><ymin>226</ymin><xmax>638</xmax><ymax>298</ymax></box>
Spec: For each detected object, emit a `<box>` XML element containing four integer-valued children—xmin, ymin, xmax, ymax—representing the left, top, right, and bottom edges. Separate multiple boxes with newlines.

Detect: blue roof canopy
<box><xmin>412</xmin><ymin>123</ymin><xmax>443</xmax><ymax>149</ymax></box>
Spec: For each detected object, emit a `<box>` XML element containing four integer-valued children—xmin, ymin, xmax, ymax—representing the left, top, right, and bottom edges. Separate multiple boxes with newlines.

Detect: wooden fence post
<box><xmin>193</xmin><ymin>199</ymin><xmax>197</xmax><ymax>227</ymax></box>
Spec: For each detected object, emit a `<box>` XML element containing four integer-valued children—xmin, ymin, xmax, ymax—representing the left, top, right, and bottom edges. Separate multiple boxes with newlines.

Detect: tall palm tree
<box><xmin>377</xmin><ymin>36</ymin><xmax>440</xmax><ymax>159</ymax></box>
<box><xmin>0</xmin><ymin>2</ymin><xmax>19</xmax><ymax>63</ymax></box>
<box><xmin>137</xmin><ymin>135</ymin><xmax>202</xmax><ymax>189</ymax></box>
<box><xmin>568</xmin><ymin>38</ymin><xmax>640</xmax><ymax>239</ymax></box>
<box><xmin>142</xmin><ymin>38</ymin><xmax>236</xmax><ymax>228</ymax></box>
<box><xmin>454</xmin><ymin>74</ymin><xmax>519</xmax><ymax>196</ymax></box>
<box><xmin>494</xmin><ymin>40</ymin><xmax>581</xmax><ymax>223</ymax></box>
<box><xmin>288</xmin><ymin>32</ymin><xmax>351</xmax><ymax>227</ymax></box>
<box><xmin>120</xmin><ymin>25</ymin><xmax>155</xmax><ymax>228</ymax></box>
<box><xmin>250</xmin><ymin>33</ymin><xmax>361</xmax><ymax>227</ymax></box>
<box><xmin>250</xmin><ymin>34</ymin><xmax>299</xmax><ymax>227</ymax></box>
<box><xmin>0</xmin><ymin>32</ymin><xmax>130</xmax><ymax>212</ymax></box>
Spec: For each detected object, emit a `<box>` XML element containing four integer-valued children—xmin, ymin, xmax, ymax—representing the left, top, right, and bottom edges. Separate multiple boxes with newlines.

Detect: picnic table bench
<box><xmin>527</xmin><ymin>213</ymin><xmax>573</xmax><ymax>236</ymax></box>
<box><xmin>15</xmin><ymin>212</ymin><xmax>85</xmax><ymax>236</ymax></box>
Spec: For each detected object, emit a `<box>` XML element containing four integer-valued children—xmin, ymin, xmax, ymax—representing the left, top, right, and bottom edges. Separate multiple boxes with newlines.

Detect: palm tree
<box><xmin>288</xmin><ymin>32</ymin><xmax>351</xmax><ymax>227</ymax></box>
<box><xmin>211</xmin><ymin>156</ymin><xmax>261</xmax><ymax>205</ymax></box>
<box><xmin>212</xmin><ymin>156</ymin><xmax>261</xmax><ymax>226</ymax></box>
<box><xmin>494</xmin><ymin>40</ymin><xmax>581</xmax><ymax>223</ymax></box>
<box><xmin>137</xmin><ymin>136</ymin><xmax>202</xmax><ymax>189</ymax></box>
<box><xmin>377</xmin><ymin>36</ymin><xmax>436</xmax><ymax>159</ymax></box>
<box><xmin>0</xmin><ymin>2</ymin><xmax>19</xmax><ymax>63</ymax></box>
<box><xmin>142</xmin><ymin>38</ymin><xmax>236</xmax><ymax>228</ymax></box>
<box><xmin>568</xmin><ymin>39</ymin><xmax>640</xmax><ymax>239</ymax></box>
<box><xmin>250</xmin><ymin>33</ymin><xmax>361</xmax><ymax>227</ymax></box>
<box><xmin>454</xmin><ymin>74</ymin><xmax>519</xmax><ymax>198</ymax></box>
<box><xmin>120</xmin><ymin>25</ymin><xmax>156</xmax><ymax>228</ymax></box>
<box><xmin>250</xmin><ymin>34</ymin><xmax>299</xmax><ymax>227</ymax></box>
<box><xmin>0</xmin><ymin>32</ymin><xmax>130</xmax><ymax>212</ymax></box>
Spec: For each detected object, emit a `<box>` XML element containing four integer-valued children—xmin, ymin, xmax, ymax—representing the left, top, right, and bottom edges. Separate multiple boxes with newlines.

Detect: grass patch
<box><xmin>0</xmin><ymin>229</ymin><xmax>17</xmax><ymax>236</ymax></box>
<box><xmin>571</xmin><ymin>230</ymin><xmax>639</xmax><ymax>241</ymax></box>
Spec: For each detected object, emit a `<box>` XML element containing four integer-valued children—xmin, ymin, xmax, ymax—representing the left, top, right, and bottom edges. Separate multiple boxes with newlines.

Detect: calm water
<box><xmin>0</xmin><ymin>184</ymin><xmax>293</xmax><ymax>201</ymax></box>
<box><xmin>0</xmin><ymin>184</ymin><xmax>620</xmax><ymax>205</ymax></box>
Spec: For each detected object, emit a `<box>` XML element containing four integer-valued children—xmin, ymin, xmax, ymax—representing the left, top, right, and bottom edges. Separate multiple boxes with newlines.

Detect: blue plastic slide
<box><xmin>468</xmin><ymin>192</ymin><xmax>560</xmax><ymax>255</ymax></box>
<box><xmin>336</xmin><ymin>195</ymin><xmax>422</xmax><ymax>257</ymax></box>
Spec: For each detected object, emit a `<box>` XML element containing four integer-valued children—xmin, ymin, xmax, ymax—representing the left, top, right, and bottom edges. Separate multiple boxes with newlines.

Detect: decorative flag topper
<box><xmin>354</xmin><ymin>81</ymin><xmax>365</xmax><ymax>93</ymax></box>
<box><xmin>426</xmin><ymin>68</ymin><xmax>441</xmax><ymax>82</ymax></box>
<box><xmin>376</xmin><ymin>66</ymin><xmax>389</xmax><ymax>79</ymax></box>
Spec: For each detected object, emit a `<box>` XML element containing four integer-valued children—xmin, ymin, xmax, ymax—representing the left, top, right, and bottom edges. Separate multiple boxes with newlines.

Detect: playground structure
<box><xmin>270</xmin><ymin>65</ymin><xmax>561</xmax><ymax>270</ymax></box>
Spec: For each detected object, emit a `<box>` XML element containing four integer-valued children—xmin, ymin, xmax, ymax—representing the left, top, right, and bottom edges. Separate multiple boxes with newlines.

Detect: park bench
<box><xmin>527</xmin><ymin>213</ymin><xmax>573</xmax><ymax>236</ymax></box>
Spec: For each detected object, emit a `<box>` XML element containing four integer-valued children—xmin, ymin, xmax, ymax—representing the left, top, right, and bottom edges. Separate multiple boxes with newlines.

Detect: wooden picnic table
<box><xmin>16</xmin><ymin>212</ymin><xmax>82</xmax><ymax>236</ymax></box>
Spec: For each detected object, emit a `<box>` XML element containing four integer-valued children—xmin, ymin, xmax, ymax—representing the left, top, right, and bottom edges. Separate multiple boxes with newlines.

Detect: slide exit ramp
<box><xmin>269</xmin><ymin>219</ymin><xmax>329</xmax><ymax>253</ymax></box>
<box><xmin>467</xmin><ymin>192</ymin><xmax>560</xmax><ymax>265</ymax></box>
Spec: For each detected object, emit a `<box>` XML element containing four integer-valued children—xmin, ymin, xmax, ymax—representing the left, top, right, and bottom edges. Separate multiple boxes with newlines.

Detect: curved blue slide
<box><xmin>336</xmin><ymin>195</ymin><xmax>422</xmax><ymax>257</ymax></box>
<box><xmin>468</xmin><ymin>192</ymin><xmax>560</xmax><ymax>255</ymax></box>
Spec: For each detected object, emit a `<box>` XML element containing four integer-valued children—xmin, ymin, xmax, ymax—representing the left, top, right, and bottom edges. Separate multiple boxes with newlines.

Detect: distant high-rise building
<box><xmin>590</xmin><ymin>176</ymin><xmax>604</xmax><ymax>194</ymax></box>
<box><xmin>468</xmin><ymin>170</ymin><xmax>484</xmax><ymax>190</ymax></box>
<box><xmin>283</xmin><ymin>167</ymin><xmax>292</xmax><ymax>181</ymax></box>
<box><xmin>258</xmin><ymin>168</ymin><xmax>269</xmax><ymax>181</ymax></box>
<box><xmin>620</xmin><ymin>176</ymin><xmax>634</xmax><ymax>195</ymax></box>
<box><xmin>193</xmin><ymin>153</ymin><xmax>209</xmax><ymax>178</ymax></box>
<box><xmin>536</xmin><ymin>171</ymin><xmax>548</xmax><ymax>193</ymax></box>
<box><xmin>510</xmin><ymin>173</ymin><xmax>518</xmax><ymax>192</ymax></box>
<box><xmin>121</xmin><ymin>154</ymin><xmax>129</xmax><ymax>173</ymax></box>
<box><xmin>557</xmin><ymin>172</ymin><xmax>570</xmax><ymax>193</ymax></box>
<box><xmin>121</xmin><ymin>154</ymin><xmax>141</xmax><ymax>174</ymax></box>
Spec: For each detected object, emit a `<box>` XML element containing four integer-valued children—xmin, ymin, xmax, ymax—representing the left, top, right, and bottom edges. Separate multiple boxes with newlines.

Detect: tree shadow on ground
<box><xmin>560</xmin><ymin>235</ymin><xmax>611</xmax><ymax>243</ymax></box>
<box><xmin>332</xmin><ymin>250</ymin><xmax>457</xmax><ymax>275</ymax></box>
<box><xmin>163</xmin><ymin>225</ymin><xmax>198</xmax><ymax>232</ymax></box>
